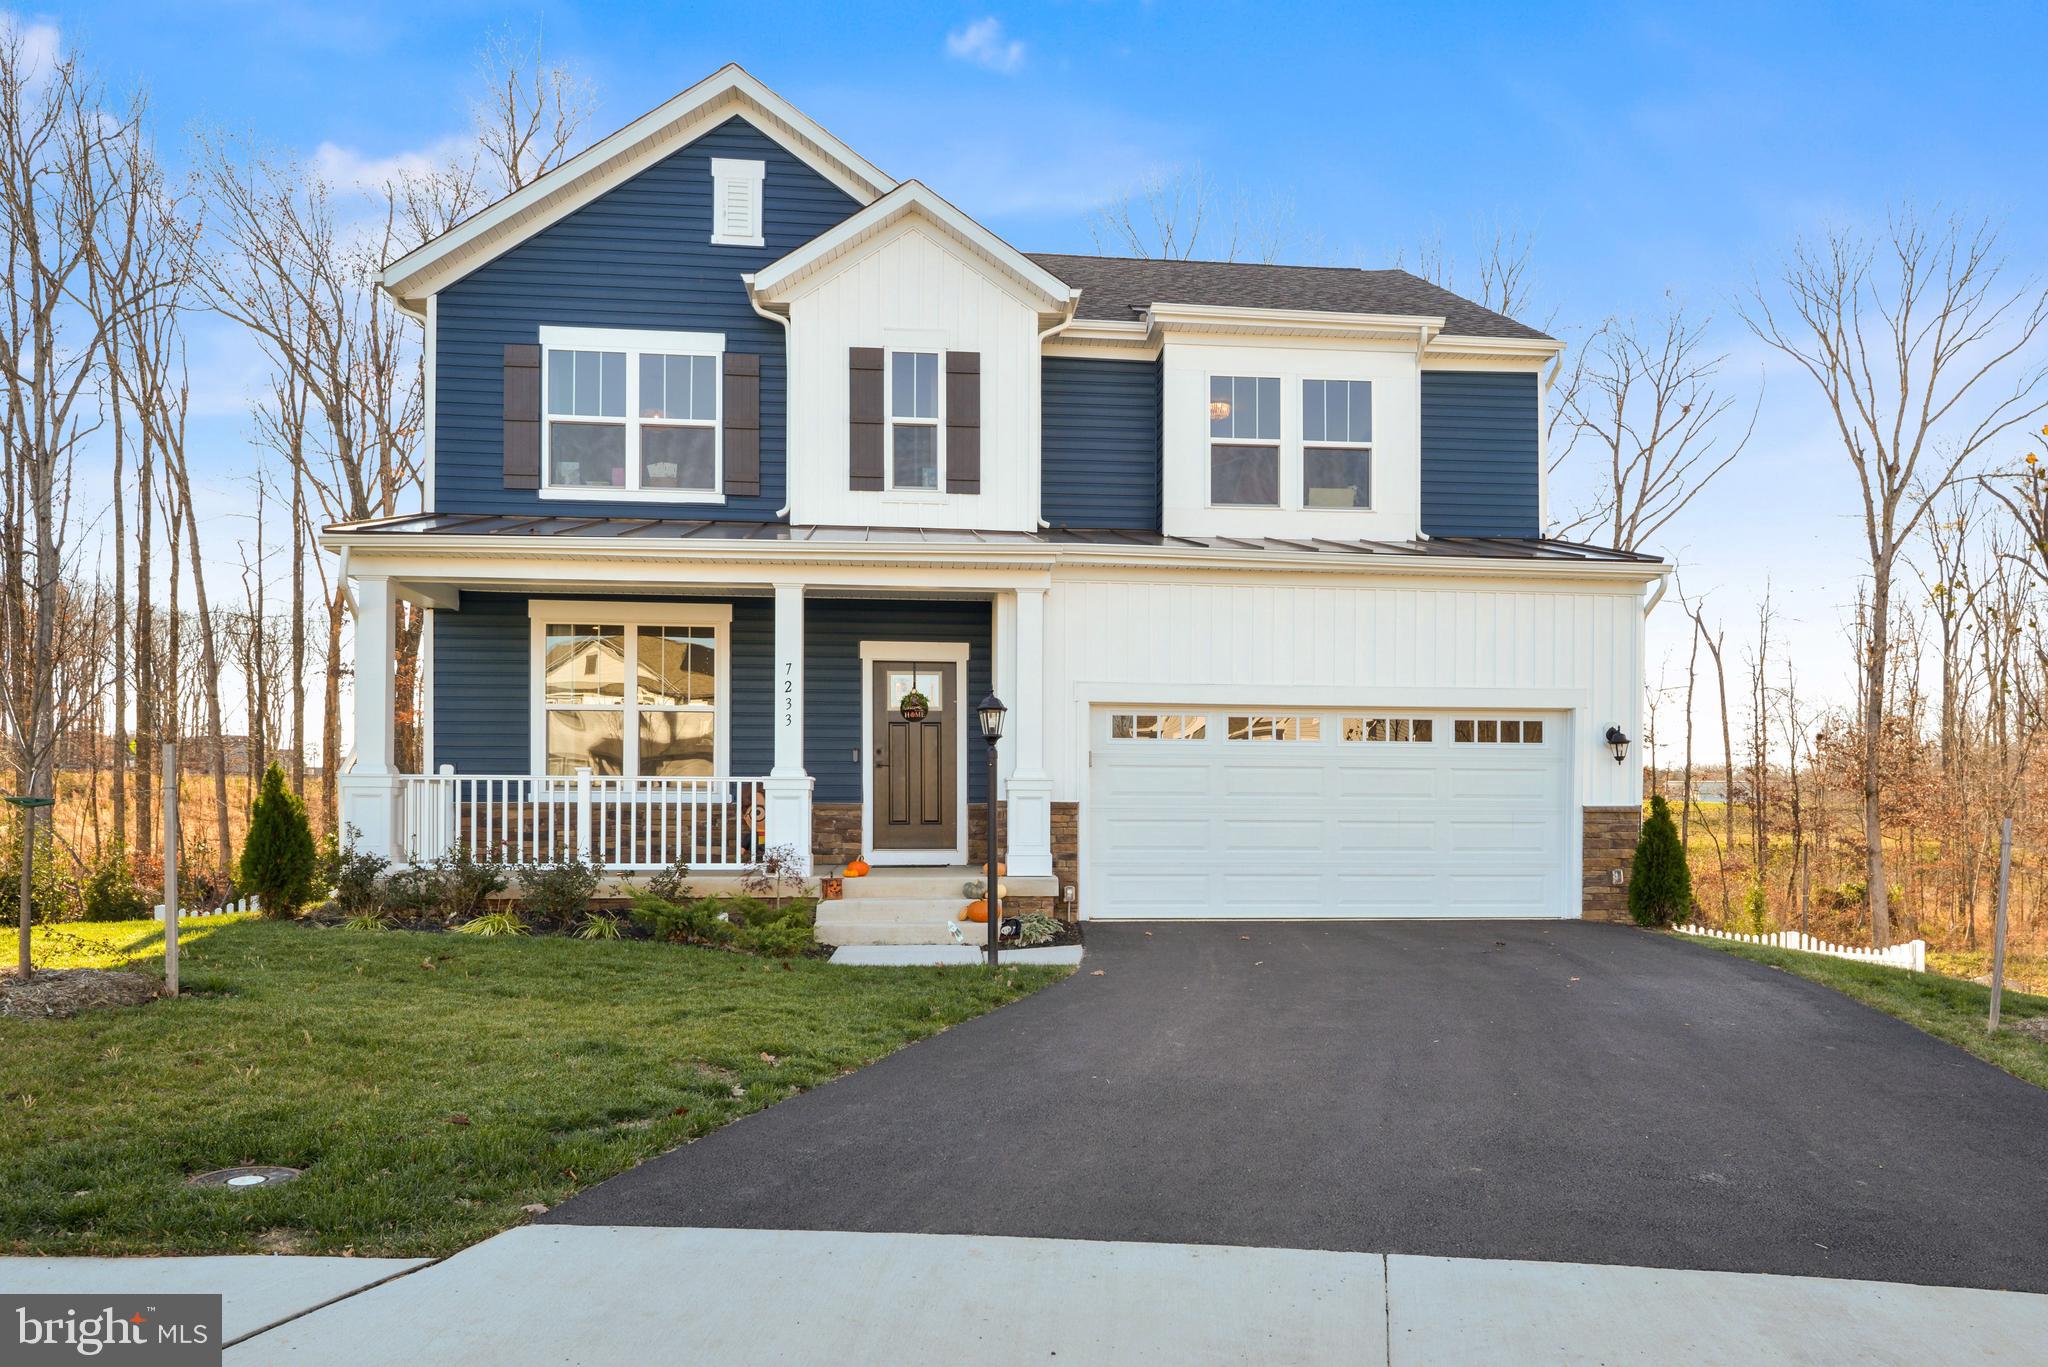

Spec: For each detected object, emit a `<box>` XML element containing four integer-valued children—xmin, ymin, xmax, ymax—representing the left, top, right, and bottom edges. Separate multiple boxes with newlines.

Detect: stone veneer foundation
<box><xmin>1581</xmin><ymin>805</ymin><xmax>1642</xmax><ymax>923</ymax></box>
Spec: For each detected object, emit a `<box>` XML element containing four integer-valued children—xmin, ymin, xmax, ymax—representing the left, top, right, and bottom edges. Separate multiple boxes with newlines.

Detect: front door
<box><xmin>871</xmin><ymin>658</ymin><xmax>959</xmax><ymax>852</ymax></box>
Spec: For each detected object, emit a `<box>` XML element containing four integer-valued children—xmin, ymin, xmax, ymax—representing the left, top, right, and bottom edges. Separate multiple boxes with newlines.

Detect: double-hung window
<box><xmin>534</xmin><ymin>603</ymin><xmax>731</xmax><ymax>777</ymax></box>
<box><xmin>1209</xmin><ymin>375</ymin><xmax>1281</xmax><ymax>505</ymax></box>
<box><xmin>889</xmin><ymin>350</ymin><xmax>940</xmax><ymax>490</ymax></box>
<box><xmin>541</xmin><ymin>327</ymin><xmax>723</xmax><ymax>498</ymax></box>
<box><xmin>1303</xmin><ymin>378</ymin><xmax>1372</xmax><ymax>509</ymax></box>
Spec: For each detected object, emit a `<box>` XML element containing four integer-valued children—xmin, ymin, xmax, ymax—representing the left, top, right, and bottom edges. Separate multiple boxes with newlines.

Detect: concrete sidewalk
<box><xmin>0</xmin><ymin>1254</ymin><xmax>428</xmax><ymax>1344</ymax></box>
<box><xmin>221</xmin><ymin>1226</ymin><xmax>2048</xmax><ymax>1364</ymax></box>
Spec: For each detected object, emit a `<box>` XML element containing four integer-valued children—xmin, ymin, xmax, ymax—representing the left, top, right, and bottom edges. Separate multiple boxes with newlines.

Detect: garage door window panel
<box><xmin>1344</xmin><ymin>717</ymin><xmax>1433</xmax><ymax>743</ymax></box>
<box><xmin>1110</xmin><ymin>712</ymin><xmax>1208</xmax><ymax>741</ymax></box>
<box><xmin>1226</xmin><ymin>714</ymin><xmax>1321</xmax><ymax>742</ymax></box>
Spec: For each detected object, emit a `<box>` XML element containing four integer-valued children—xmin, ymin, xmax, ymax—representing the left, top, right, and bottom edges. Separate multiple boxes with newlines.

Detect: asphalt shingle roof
<box><xmin>1024</xmin><ymin>253</ymin><xmax>1551</xmax><ymax>340</ymax></box>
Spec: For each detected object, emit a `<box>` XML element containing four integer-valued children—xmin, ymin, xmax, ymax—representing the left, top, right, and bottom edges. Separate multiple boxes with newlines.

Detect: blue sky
<box><xmin>44</xmin><ymin>1</ymin><xmax>2048</xmax><ymax>731</ymax></box>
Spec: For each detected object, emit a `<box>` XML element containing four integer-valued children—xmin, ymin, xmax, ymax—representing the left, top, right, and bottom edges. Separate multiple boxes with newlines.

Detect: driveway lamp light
<box><xmin>977</xmin><ymin>695</ymin><xmax>1007</xmax><ymax>968</ymax></box>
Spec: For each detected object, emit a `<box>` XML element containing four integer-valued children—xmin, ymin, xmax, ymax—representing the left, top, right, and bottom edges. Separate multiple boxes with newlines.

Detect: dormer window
<box><xmin>1209</xmin><ymin>374</ymin><xmax>1281</xmax><ymax>506</ymax></box>
<box><xmin>889</xmin><ymin>350</ymin><xmax>941</xmax><ymax>490</ymax></box>
<box><xmin>710</xmin><ymin>158</ymin><xmax>764</xmax><ymax>247</ymax></box>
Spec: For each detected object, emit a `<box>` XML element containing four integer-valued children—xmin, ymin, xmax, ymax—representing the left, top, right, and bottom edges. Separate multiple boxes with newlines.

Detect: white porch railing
<box><xmin>1677</xmin><ymin>923</ymin><xmax>1927</xmax><ymax>973</ymax></box>
<box><xmin>397</xmin><ymin>769</ymin><xmax>766</xmax><ymax>871</ymax></box>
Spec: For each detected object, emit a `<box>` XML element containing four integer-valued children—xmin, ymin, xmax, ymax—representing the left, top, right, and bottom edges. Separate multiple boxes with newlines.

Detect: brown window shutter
<box><xmin>723</xmin><ymin>352</ymin><xmax>761</xmax><ymax>497</ymax></box>
<box><xmin>945</xmin><ymin>351</ymin><xmax>980</xmax><ymax>494</ymax></box>
<box><xmin>849</xmin><ymin>346</ymin><xmax>884</xmax><ymax>491</ymax></box>
<box><xmin>502</xmin><ymin>343</ymin><xmax>541</xmax><ymax>489</ymax></box>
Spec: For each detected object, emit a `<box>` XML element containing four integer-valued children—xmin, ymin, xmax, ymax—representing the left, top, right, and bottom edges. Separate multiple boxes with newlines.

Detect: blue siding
<box><xmin>1040</xmin><ymin>356</ymin><xmax>1161</xmax><ymax>529</ymax></box>
<box><xmin>431</xmin><ymin>593</ymin><xmax>772</xmax><ymax>776</ymax></box>
<box><xmin>1419</xmin><ymin>370</ymin><xmax>1542</xmax><ymax>537</ymax></box>
<box><xmin>435</xmin><ymin>117</ymin><xmax>861</xmax><ymax>518</ymax></box>
<box><xmin>804</xmin><ymin>600</ymin><xmax>992</xmax><ymax>805</ymax></box>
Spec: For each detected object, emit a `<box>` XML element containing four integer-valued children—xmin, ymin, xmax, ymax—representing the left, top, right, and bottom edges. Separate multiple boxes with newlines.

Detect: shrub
<box><xmin>1742</xmin><ymin>881</ymin><xmax>1774</xmax><ymax>934</ymax></box>
<box><xmin>238</xmin><ymin>763</ymin><xmax>320</xmax><ymax>917</ymax></box>
<box><xmin>630</xmin><ymin>892</ymin><xmax>734</xmax><ymax>945</ymax></box>
<box><xmin>80</xmin><ymin>844</ymin><xmax>149</xmax><ymax>922</ymax></box>
<box><xmin>645</xmin><ymin>856</ymin><xmax>694</xmax><ymax>905</ymax></box>
<box><xmin>1628</xmin><ymin>796</ymin><xmax>1693</xmax><ymax>928</ymax></box>
<box><xmin>575</xmin><ymin>911</ymin><xmax>625</xmax><ymax>941</ymax></box>
<box><xmin>738</xmin><ymin>916</ymin><xmax>814</xmax><ymax>959</ymax></box>
<box><xmin>516</xmin><ymin>849</ymin><xmax>607</xmax><ymax>928</ymax></box>
<box><xmin>456</xmin><ymin>909</ymin><xmax>528</xmax><ymax>937</ymax></box>
<box><xmin>326</xmin><ymin>830</ymin><xmax>391</xmax><ymax>918</ymax></box>
<box><xmin>0</xmin><ymin>822</ymin><xmax>77</xmax><ymax>923</ymax></box>
<box><xmin>378</xmin><ymin>864</ymin><xmax>443</xmax><ymax>918</ymax></box>
<box><xmin>739</xmin><ymin>843</ymin><xmax>808</xmax><ymax>912</ymax></box>
<box><xmin>429</xmin><ymin>844</ymin><xmax>510</xmax><ymax>922</ymax></box>
<box><xmin>1013</xmin><ymin>911</ymin><xmax>1060</xmax><ymax>947</ymax></box>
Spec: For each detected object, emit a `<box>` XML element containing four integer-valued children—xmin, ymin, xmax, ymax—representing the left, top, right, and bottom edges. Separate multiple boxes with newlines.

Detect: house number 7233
<box><xmin>783</xmin><ymin>663</ymin><xmax>794</xmax><ymax>725</ymax></box>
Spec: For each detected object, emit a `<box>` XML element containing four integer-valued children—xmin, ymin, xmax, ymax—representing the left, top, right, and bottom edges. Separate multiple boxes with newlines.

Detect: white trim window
<box><xmin>540</xmin><ymin>326</ymin><xmax>724</xmax><ymax>502</ymax></box>
<box><xmin>1208</xmin><ymin>375</ymin><xmax>1281</xmax><ymax>506</ymax></box>
<box><xmin>1226</xmin><ymin>714</ymin><xmax>1322</xmax><ymax>741</ymax></box>
<box><xmin>709</xmin><ymin>157</ymin><xmax>765</xmax><ymax>247</ymax></box>
<box><xmin>1109</xmin><ymin>712</ymin><xmax>1208</xmax><ymax>741</ymax></box>
<box><xmin>531</xmin><ymin>602</ymin><xmax>732</xmax><ymax>777</ymax></box>
<box><xmin>1303</xmin><ymin>378</ymin><xmax>1372</xmax><ymax>509</ymax></box>
<box><xmin>889</xmin><ymin>349</ymin><xmax>941</xmax><ymax>490</ymax></box>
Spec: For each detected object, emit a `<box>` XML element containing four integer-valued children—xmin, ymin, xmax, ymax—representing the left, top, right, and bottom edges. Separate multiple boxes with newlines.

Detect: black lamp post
<box><xmin>977</xmin><ymin>694</ymin><xmax>1007</xmax><ymax>968</ymax></box>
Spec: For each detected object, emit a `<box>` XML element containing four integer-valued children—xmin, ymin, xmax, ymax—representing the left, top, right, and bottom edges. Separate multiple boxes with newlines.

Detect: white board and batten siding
<box><xmin>1042</xmin><ymin>568</ymin><xmax>1647</xmax><ymax>920</ymax></box>
<box><xmin>782</xmin><ymin>217</ymin><xmax>1043</xmax><ymax>531</ymax></box>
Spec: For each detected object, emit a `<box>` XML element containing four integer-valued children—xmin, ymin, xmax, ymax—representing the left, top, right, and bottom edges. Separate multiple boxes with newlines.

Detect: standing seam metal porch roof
<box><xmin>324</xmin><ymin>512</ymin><xmax>1660</xmax><ymax>563</ymax></box>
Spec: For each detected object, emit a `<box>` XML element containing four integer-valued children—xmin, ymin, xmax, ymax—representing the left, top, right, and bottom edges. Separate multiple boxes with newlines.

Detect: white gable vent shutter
<box><xmin>709</xmin><ymin>158</ymin><xmax>764</xmax><ymax>247</ymax></box>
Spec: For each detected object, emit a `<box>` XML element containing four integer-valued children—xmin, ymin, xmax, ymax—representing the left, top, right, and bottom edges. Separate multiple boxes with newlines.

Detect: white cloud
<box><xmin>309</xmin><ymin>133</ymin><xmax>471</xmax><ymax>194</ymax></box>
<box><xmin>946</xmin><ymin>17</ymin><xmax>1026</xmax><ymax>74</ymax></box>
<box><xmin>2</xmin><ymin>12</ymin><xmax>63</xmax><ymax>86</ymax></box>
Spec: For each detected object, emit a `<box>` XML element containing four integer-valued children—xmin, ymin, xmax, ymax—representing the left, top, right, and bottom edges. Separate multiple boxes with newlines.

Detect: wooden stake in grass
<box><xmin>164</xmin><ymin>743</ymin><xmax>180</xmax><ymax>998</ymax></box>
<box><xmin>1989</xmin><ymin>816</ymin><xmax>2012</xmax><ymax>1034</ymax></box>
<box><xmin>6</xmin><ymin>794</ymin><xmax>54</xmax><ymax>982</ymax></box>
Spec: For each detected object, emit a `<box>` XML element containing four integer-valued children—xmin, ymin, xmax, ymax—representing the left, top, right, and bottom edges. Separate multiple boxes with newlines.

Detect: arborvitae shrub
<box><xmin>237</xmin><ymin>762</ymin><xmax>318</xmax><ymax>917</ymax></box>
<box><xmin>1628</xmin><ymin>795</ymin><xmax>1693</xmax><ymax>927</ymax></box>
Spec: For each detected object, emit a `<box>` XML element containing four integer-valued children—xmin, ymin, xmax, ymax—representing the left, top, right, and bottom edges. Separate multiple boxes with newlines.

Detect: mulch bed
<box><xmin>1</xmin><ymin>967</ymin><xmax>163</xmax><ymax>1020</ymax></box>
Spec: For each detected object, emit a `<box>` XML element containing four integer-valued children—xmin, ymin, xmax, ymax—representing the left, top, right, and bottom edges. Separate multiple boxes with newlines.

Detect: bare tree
<box><xmin>1551</xmin><ymin>305</ymin><xmax>1756</xmax><ymax>551</ymax></box>
<box><xmin>471</xmin><ymin>25</ymin><xmax>595</xmax><ymax>196</ymax></box>
<box><xmin>1741</xmin><ymin>207</ymin><xmax>2048</xmax><ymax>947</ymax></box>
<box><xmin>1089</xmin><ymin>166</ymin><xmax>1295</xmax><ymax>264</ymax></box>
<box><xmin>0</xmin><ymin>28</ymin><xmax>161</xmax><ymax>799</ymax></box>
<box><xmin>1404</xmin><ymin>222</ymin><xmax>1539</xmax><ymax>320</ymax></box>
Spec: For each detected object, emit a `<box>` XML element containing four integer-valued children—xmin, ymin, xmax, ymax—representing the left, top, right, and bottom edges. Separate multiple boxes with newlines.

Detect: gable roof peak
<box><xmin>379</xmin><ymin>64</ymin><xmax>896</xmax><ymax>314</ymax></box>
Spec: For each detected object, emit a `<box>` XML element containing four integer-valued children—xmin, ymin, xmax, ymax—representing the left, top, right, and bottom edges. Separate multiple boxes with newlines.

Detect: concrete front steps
<box><xmin>815</xmin><ymin>865</ymin><xmax>1057</xmax><ymax>947</ymax></box>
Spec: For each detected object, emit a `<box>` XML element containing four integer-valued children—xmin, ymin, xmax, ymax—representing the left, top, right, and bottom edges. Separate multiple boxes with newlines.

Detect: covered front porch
<box><xmin>331</xmin><ymin>527</ymin><xmax>1057</xmax><ymax>884</ymax></box>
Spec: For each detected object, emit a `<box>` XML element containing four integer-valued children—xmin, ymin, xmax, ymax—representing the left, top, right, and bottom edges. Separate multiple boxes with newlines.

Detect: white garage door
<box><xmin>1089</xmin><ymin>709</ymin><xmax>1572</xmax><ymax>919</ymax></box>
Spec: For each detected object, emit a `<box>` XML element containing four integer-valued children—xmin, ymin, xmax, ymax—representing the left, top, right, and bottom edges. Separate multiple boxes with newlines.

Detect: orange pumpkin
<box><xmin>960</xmin><ymin>898</ymin><xmax>989</xmax><ymax>922</ymax></box>
<box><xmin>845</xmin><ymin>859</ymin><xmax>871</xmax><ymax>878</ymax></box>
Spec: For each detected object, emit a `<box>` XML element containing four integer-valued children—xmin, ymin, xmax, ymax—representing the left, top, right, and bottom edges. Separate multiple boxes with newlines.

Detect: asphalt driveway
<box><xmin>547</xmin><ymin>921</ymin><xmax>2048</xmax><ymax>1291</ymax></box>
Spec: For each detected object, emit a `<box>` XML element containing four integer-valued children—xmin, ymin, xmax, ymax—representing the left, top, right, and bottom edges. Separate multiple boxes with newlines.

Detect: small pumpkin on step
<box><xmin>960</xmin><ymin>898</ymin><xmax>989</xmax><ymax>923</ymax></box>
<box><xmin>844</xmin><ymin>858</ymin><xmax>870</xmax><ymax>878</ymax></box>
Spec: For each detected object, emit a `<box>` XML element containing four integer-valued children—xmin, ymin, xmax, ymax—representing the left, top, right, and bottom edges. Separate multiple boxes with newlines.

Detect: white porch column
<box><xmin>338</xmin><ymin>573</ymin><xmax>402</xmax><ymax>860</ymax></box>
<box><xmin>1002</xmin><ymin>586</ymin><xmax>1054</xmax><ymax>879</ymax></box>
<box><xmin>762</xmin><ymin>582</ymin><xmax>814</xmax><ymax>873</ymax></box>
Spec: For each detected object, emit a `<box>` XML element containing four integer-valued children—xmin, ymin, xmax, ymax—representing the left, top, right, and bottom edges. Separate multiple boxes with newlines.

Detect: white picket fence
<box><xmin>1677</xmin><ymin>923</ymin><xmax>1926</xmax><ymax>973</ymax></box>
<box><xmin>153</xmin><ymin>895</ymin><xmax>261</xmax><ymax>921</ymax></box>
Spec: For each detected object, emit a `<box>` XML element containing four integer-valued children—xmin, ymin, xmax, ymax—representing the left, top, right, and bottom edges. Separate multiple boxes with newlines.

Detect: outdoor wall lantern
<box><xmin>1604</xmin><ymin>725</ymin><xmax>1632</xmax><ymax>765</ymax></box>
<box><xmin>977</xmin><ymin>695</ymin><xmax>1007</xmax><ymax>968</ymax></box>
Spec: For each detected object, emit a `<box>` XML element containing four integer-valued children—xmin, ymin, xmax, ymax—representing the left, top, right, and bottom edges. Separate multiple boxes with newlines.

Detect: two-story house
<box><xmin>325</xmin><ymin>65</ymin><xmax>1665</xmax><ymax>940</ymax></box>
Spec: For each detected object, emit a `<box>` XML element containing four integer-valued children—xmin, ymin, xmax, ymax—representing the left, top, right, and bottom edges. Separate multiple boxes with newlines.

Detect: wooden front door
<box><xmin>871</xmin><ymin>658</ymin><xmax>959</xmax><ymax>852</ymax></box>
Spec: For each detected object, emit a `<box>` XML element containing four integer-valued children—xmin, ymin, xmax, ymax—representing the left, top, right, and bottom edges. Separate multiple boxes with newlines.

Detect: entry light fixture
<box><xmin>1604</xmin><ymin>725</ymin><xmax>1632</xmax><ymax>765</ymax></box>
<box><xmin>977</xmin><ymin>694</ymin><xmax>1008</xmax><ymax>743</ymax></box>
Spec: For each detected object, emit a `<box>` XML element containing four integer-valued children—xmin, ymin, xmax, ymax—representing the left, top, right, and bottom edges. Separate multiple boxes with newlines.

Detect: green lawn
<box><xmin>0</xmin><ymin>918</ymin><xmax>1067</xmax><ymax>1257</ymax></box>
<box><xmin>1681</xmin><ymin>934</ymin><xmax>2048</xmax><ymax>1090</ymax></box>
